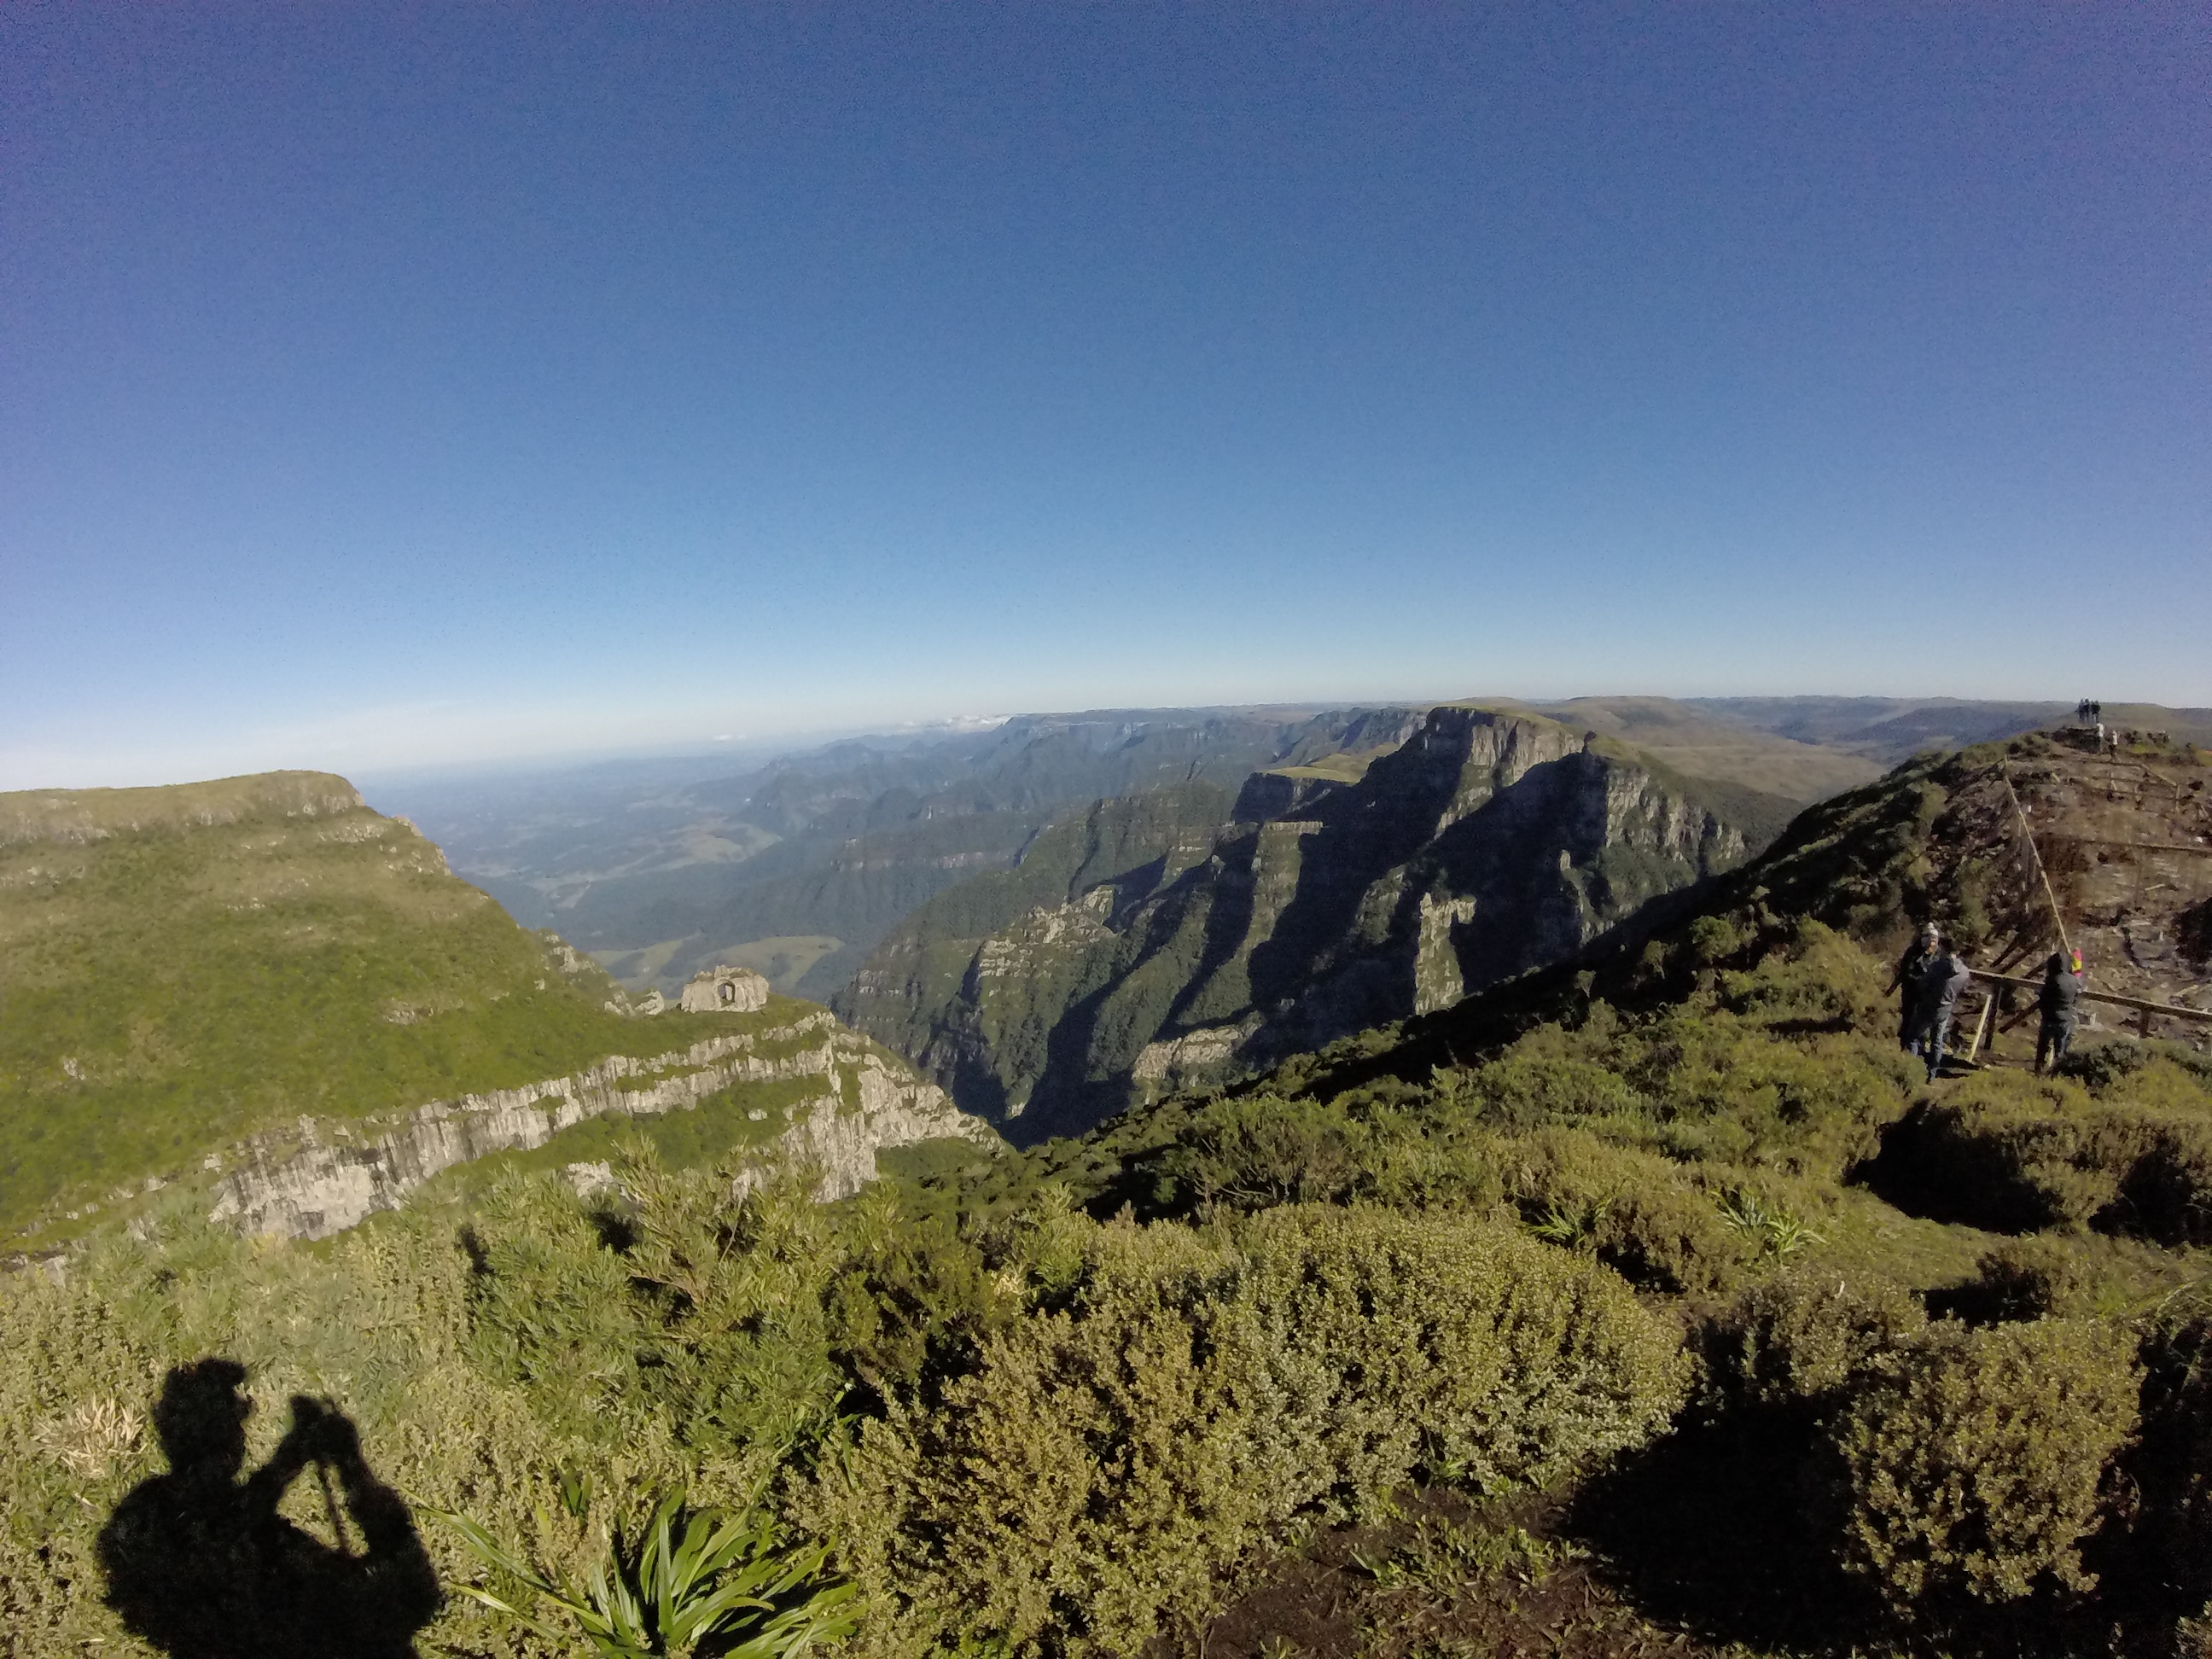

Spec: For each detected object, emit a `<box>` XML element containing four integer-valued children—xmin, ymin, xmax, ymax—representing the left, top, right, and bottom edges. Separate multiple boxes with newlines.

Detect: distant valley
<box><xmin>370</xmin><ymin>696</ymin><xmax>2209</xmax><ymax>1017</ymax></box>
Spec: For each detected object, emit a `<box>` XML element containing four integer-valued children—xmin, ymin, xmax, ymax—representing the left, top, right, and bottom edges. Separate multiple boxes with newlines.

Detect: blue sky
<box><xmin>3</xmin><ymin>3</ymin><xmax>2206</xmax><ymax>788</ymax></box>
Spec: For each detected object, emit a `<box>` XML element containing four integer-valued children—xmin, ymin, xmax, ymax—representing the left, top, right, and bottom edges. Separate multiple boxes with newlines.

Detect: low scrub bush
<box><xmin>1703</xmin><ymin>1268</ymin><xmax>1926</xmax><ymax>1416</ymax></box>
<box><xmin>1885</xmin><ymin>1072</ymin><xmax>2212</xmax><ymax>1244</ymax></box>
<box><xmin>2123</xmin><ymin>1291</ymin><xmax>2212</xmax><ymax>1618</ymax></box>
<box><xmin>1619</xmin><ymin>1016</ymin><xmax>1915</xmax><ymax>1179</ymax></box>
<box><xmin>1493</xmin><ymin>1128</ymin><xmax>1741</xmax><ymax>1295</ymax></box>
<box><xmin>1144</xmin><ymin>1091</ymin><xmax>1383</xmax><ymax>1214</ymax></box>
<box><xmin>1959</xmin><ymin>1238</ymin><xmax>2088</xmax><ymax>1324</ymax></box>
<box><xmin>1825</xmin><ymin>1318</ymin><xmax>2139</xmax><ymax>1615</ymax></box>
<box><xmin>1410</xmin><ymin>997</ymin><xmax>1915</xmax><ymax>1185</ymax></box>
<box><xmin>1463</xmin><ymin>1049</ymin><xmax>1644</xmax><ymax>1130</ymax></box>
<box><xmin>1714</xmin><ymin>920</ymin><xmax>1892</xmax><ymax>1034</ymax></box>
<box><xmin>811</xmin><ymin>1205</ymin><xmax>1686</xmax><ymax>1656</ymax></box>
<box><xmin>2056</xmin><ymin>1041</ymin><xmax>2212</xmax><ymax>1101</ymax></box>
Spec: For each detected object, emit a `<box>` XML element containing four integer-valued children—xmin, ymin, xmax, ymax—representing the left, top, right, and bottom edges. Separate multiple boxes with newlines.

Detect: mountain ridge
<box><xmin>840</xmin><ymin>705</ymin><xmax>1796</xmax><ymax>1138</ymax></box>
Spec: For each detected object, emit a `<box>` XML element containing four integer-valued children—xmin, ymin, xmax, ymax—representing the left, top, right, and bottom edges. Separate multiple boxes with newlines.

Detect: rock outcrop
<box><xmin>207</xmin><ymin>1011</ymin><xmax>992</xmax><ymax>1240</ymax></box>
<box><xmin>678</xmin><ymin>964</ymin><xmax>772</xmax><ymax>1013</ymax></box>
<box><xmin>842</xmin><ymin>707</ymin><xmax>1781</xmax><ymax>1139</ymax></box>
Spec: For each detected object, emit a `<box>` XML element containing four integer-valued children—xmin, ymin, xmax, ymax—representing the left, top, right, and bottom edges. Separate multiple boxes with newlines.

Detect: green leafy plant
<box><xmin>1353</xmin><ymin>1516</ymin><xmax>1569</xmax><ymax>1595</ymax></box>
<box><xmin>430</xmin><ymin>1487</ymin><xmax>856</xmax><ymax>1658</ymax></box>
<box><xmin>1528</xmin><ymin>1196</ymin><xmax>1609</xmax><ymax>1251</ymax></box>
<box><xmin>1716</xmin><ymin>1188</ymin><xmax>1823</xmax><ymax>1262</ymax></box>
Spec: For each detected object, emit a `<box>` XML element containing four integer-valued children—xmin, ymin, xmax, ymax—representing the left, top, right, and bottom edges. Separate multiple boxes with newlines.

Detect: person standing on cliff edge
<box><xmin>1888</xmin><ymin>923</ymin><xmax>1941</xmax><ymax>1051</ymax></box>
<box><xmin>1911</xmin><ymin>939</ymin><xmax>1975</xmax><ymax>1083</ymax></box>
<box><xmin>2036</xmin><ymin>949</ymin><xmax>2084</xmax><ymax>1074</ymax></box>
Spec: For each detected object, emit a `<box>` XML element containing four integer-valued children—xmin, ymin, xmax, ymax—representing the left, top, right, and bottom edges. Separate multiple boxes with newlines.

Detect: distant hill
<box><xmin>0</xmin><ymin>771</ymin><xmax>976</xmax><ymax>1246</ymax></box>
<box><xmin>1685</xmin><ymin>695</ymin><xmax>2212</xmax><ymax>765</ymax></box>
<box><xmin>1520</xmin><ymin>696</ymin><xmax>1882</xmax><ymax>801</ymax></box>
<box><xmin>839</xmin><ymin>707</ymin><xmax>1800</xmax><ymax>1139</ymax></box>
<box><xmin>367</xmin><ymin>696</ymin><xmax>2211</xmax><ymax>1018</ymax></box>
<box><xmin>377</xmin><ymin>707</ymin><xmax>1425</xmax><ymax>1001</ymax></box>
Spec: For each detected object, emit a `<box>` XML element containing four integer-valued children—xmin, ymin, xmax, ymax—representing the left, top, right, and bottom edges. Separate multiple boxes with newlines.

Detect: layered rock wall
<box><xmin>207</xmin><ymin>1013</ymin><xmax>991</xmax><ymax>1239</ymax></box>
<box><xmin>847</xmin><ymin>706</ymin><xmax>1776</xmax><ymax>1139</ymax></box>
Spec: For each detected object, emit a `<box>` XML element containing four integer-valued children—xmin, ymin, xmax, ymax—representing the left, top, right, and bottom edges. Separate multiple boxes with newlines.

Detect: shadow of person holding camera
<box><xmin>98</xmin><ymin>1358</ymin><xmax>439</xmax><ymax>1658</ymax></box>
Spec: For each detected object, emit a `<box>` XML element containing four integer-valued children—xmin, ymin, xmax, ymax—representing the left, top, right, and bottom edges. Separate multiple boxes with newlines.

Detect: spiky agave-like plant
<box><xmin>429</xmin><ymin>1487</ymin><xmax>856</xmax><ymax>1658</ymax></box>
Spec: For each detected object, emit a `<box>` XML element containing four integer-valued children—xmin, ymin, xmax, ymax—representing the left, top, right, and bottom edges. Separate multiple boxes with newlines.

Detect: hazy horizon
<box><xmin>14</xmin><ymin>688</ymin><xmax>2202</xmax><ymax>797</ymax></box>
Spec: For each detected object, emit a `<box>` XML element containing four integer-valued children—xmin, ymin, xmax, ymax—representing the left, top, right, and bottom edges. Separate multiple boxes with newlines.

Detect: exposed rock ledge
<box><xmin>207</xmin><ymin>1012</ymin><xmax>994</xmax><ymax>1241</ymax></box>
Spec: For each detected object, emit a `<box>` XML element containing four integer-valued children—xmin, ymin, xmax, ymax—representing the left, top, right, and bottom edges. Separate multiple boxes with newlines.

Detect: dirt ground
<box><xmin>1195</xmin><ymin>1488</ymin><xmax>1773</xmax><ymax>1659</ymax></box>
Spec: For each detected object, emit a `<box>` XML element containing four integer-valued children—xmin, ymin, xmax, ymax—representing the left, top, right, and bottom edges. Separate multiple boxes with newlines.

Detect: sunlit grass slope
<box><xmin>0</xmin><ymin>771</ymin><xmax>725</xmax><ymax>1241</ymax></box>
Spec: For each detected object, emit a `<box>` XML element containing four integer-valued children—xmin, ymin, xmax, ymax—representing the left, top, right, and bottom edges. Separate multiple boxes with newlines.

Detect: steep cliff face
<box><xmin>207</xmin><ymin>1009</ymin><xmax>992</xmax><ymax>1240</ymax></box>
<box><xmin>842</xmin><ymin>707</ymin><xmax>1777</xmax><ymax>1139</ymax></box>
<box><xmin>1</xmin><ymin>768</ymin><xmax>752</xmax><ymax>1245</ymax></box>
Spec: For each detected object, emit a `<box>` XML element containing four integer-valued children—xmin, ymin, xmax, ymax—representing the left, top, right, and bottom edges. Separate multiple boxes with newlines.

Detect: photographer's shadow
<box><xmin>98</xmin><ymin>1359</ymin><xmax>439</xmax><ymax>1659</ymax></box>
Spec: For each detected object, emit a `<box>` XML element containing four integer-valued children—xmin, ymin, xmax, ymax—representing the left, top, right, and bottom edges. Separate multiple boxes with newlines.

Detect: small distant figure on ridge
<box><xmin>98</xmin><ymin>1359</ymin><xmax>438</xmax><ymax>1659</ymax></box>
<box><xmin>2036</xmin><ymin>948</ymin><xmax>2085</xmax><ymax>1075</ymax></box>
<box><xmin>1908</xmin><ymin>937</ymin><xmax>1974</xmax><ymax>1084</ymax></box>
<box><xmin>1888</xmin><ymin>922</ymin><xmax>1941</xmax><ymax>1051</ymax></box>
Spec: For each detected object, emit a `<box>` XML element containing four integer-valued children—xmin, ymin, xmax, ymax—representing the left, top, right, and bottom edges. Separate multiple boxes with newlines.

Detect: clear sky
<box><xmin>3</xmin><ymin>3</ymin><xmax>2206</xmax><ymax>789</ymax></box>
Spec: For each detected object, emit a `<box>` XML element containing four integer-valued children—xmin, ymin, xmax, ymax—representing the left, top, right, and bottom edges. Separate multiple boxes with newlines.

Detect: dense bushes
<box><xmin>1703</xmin><ymin>1268</ymin><xmax>1926</xmax><ymax>1413</ymax></box>
<box><xmin>1825</xmin><ymin>1319</ymin><xmax>2139</xmax><ymax>1614</ymax></box>
<box><xmin>1493</xmin><ymin>1129</ymin><xmax>1739</xmax><ymax>1294</ymax></box>
<box><xmin>0</xmin><ymin>1155</ymin><xmax>1693</xmax><ymax>1659</ymax></box>
<box><xmin>10</xmin><ymin>895</ymin><xmax>2210</xmax><ymax>1656</ymax></box>
<box><xmin>1883</xmin><ymin>1068</ymin><xmax>2212</xmax><ymax>1243</ymax></box>
<box><xmin>2125</xmin><ymin>1294</ymin><xmax>2212</xmax><ymax>1616</ymax></box>
<box><xmin>812</xmin><ymin>1206</ymin><xmax>1687</xmax><ymax>1655</ymax></box>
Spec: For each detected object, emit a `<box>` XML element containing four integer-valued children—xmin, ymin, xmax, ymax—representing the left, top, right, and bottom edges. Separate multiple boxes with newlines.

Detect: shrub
<box><xmin>1887</xmin><ymin>1072</ymin><xmax>2212</xmax><ymax>1244</ymax></box>
<box><xmin>1493</xmin><ymin>1128</ymin><xmax>1741</xmax><ymax>1295</ymax></box>
<box><xmin>2057</xmin><ymin>1040</ymin><xmax>2212</xmax><ymax>1100</ymax></box>
<box><xmin>1702</xmin><ymin>1268</ymin><xmax>1925</xmax><ymax>1415</ymax></box>
<box><xmin>2123</xmin><ymin>1294</ymin><xmax>2212</xmax><ymax>1615</ymax></box>
<box><xmin>1235</xmin><ymin>1205</ymin><xmax>1690</xmax><ymax>1499</ymax></box>
<box><xmin>1714</xmin><ymin>920</ymin><xmax>1891</xmax><ymax>1035</ymax></box>
<box><xmin>432</xmin><ymin>1486</ymin><xmax>857</xmax><ymax>1658</ymax></box>
<box><xmin>1622</xmin><ymin>1016</ymin><xmax>1916</xmax><ymax>1180</ymax></box>
<box><xmin>2100</xmin><ymin>1056</ymin><xmax>2212</xmax><ymax>1115</ymax></box>
<box><xmin>1825</xmin><ymin>1318</ymin><xmax>2139</xmax><ymax>1615</ymax></box>
<box><xmin>1687</xmin><ymin>914</ymin><xmax>1749</xmax><ymax>967</ymax></box>
<box><xmin>1964</xmin><ymin>1238</ymin><xmax>2087</xmax><ymax>1324</ymax></box>
<box><xmin>1145</xmin><ymin>1091</ymin><xmax>1376</xmax><ymax>1214</ymax></box>
<box><xmin>1464</xmin><ymin>1049</ymin><xmax>1644</xmax><ymax>1130</ymax></box>
<box><xmin>810</xmin><ymin>1206</ymin><xmax>1686</xmax><ymax>1656</ymax></box>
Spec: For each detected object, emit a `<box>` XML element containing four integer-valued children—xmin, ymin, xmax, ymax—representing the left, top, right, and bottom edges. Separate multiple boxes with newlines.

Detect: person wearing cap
<box><xmin>2036</xmin><ymin>949</ymin><xmax>2084</xmax><ymax>1074</ymax></box>
<box><xmin>1911</xmin><ymin>938</ymin><xmax>1975</xmax><ymax>1082</ymax></box>
<box><xmin>1888</xmin><ymin>923</ymin><xmax>1941</xmax><ymax>1051</ymax></box>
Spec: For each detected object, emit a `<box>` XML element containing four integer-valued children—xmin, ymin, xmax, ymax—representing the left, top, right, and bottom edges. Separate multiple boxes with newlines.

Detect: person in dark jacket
<box><xmin>2036</xmin><ymin>950</ymin><xmax>2084</xmax><ymax>1074</ymax></box>
<box><xmin>1889</xmin><ymin>923</ymin><xmax>1941</xmax><ymax>1050</ymax></box>
<box><xmin>1910</xmin><ymin>940</ymin><xmax>1975</xmax><ymax>1082</ymax></box>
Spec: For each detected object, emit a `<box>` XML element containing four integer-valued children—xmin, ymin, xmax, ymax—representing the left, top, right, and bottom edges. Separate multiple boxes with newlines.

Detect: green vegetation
<box><xmin>0</xmin><ymin>772</ymin><xmax>741</xmax><ymax>1243</ymax></box>
<box><xmin>12</xmin><ymin>742</ymin><xmax>2212</xmax><ymax>1655</ymax></box>
<box><xmin>813</xmin><ymin>1204</ymin><xmax>1681</xmax><ymax>1655</ymax></box>
<box><xmin>1827</xmin><ymin>1318</ymin><xmax>2139</xmax><ymax>1615</ymax></box>
<box><xmin>432</xmin><ymin>1485</ymin><xmax>857</xmax><ymax>1656</ymax></box>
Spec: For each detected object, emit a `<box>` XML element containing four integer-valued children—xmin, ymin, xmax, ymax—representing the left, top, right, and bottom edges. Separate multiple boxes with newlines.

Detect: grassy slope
<box><xmin>0</xmin><ymin>772</ymin><xmax>735</xmax><ymax>1241</ymax></box>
